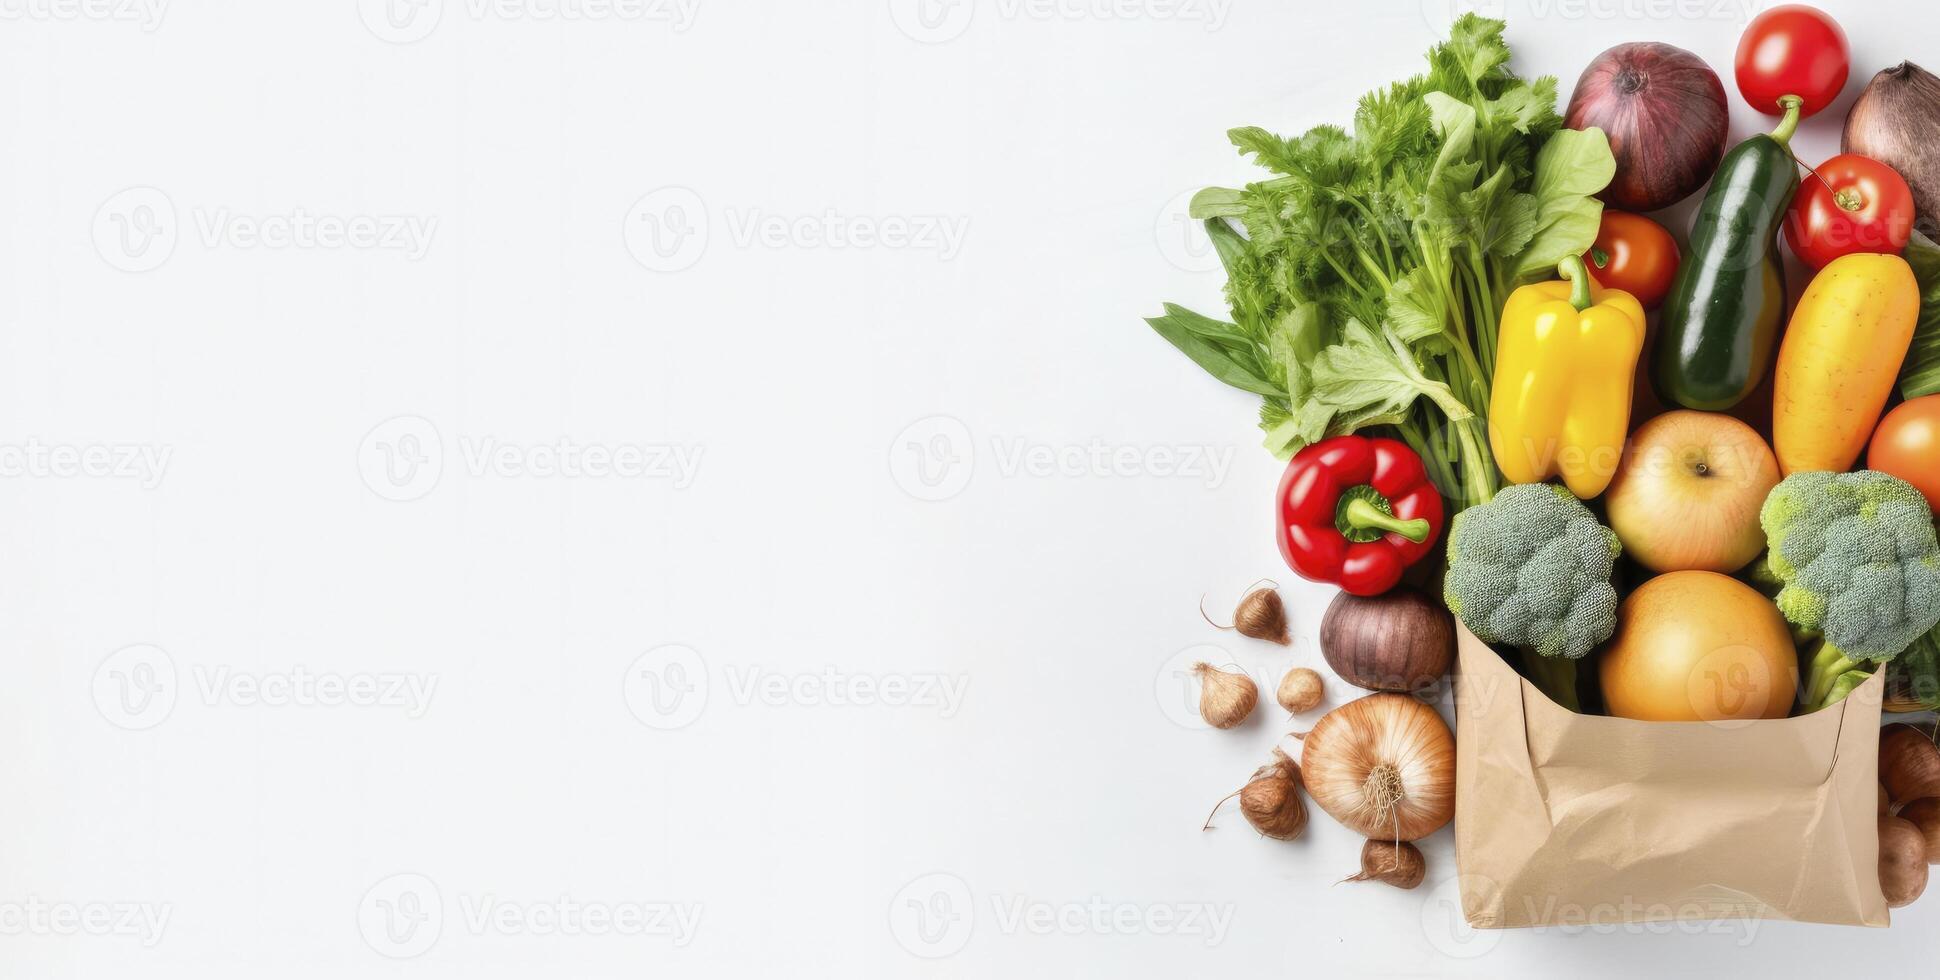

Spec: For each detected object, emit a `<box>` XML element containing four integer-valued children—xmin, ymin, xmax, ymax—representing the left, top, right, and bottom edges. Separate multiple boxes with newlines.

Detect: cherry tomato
<box><xmin>1784</xmin><ymin>154</ymin><xmax>1916</xmax><ymax>269</ymax></box>
<box><xmin>1734</xmin><ymin>4</ymin><xmax>1849</xmax><ymax>117</ymax></box>
<box><xmin>1584</xmin><ymin>211</ymin><xmax>1679</xmax><ymax>309</ymax></box>
<box><xmin>1869</xmin><ymin>395</ymin><xmax>1940</xmax><ymax>513</ymax></box>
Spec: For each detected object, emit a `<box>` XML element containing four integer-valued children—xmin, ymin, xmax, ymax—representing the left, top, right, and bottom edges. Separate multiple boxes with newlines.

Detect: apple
<box><xmin>1605</xmin><ymin>410</ymin><xmax>1779</xmax><ymax>574</ymax></box>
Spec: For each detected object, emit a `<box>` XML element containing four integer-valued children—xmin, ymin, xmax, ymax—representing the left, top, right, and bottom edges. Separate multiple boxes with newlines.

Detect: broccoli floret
<box><xmin>1444</xmin><ymin>483</ymin><xmax>1623</xmax><ymax>662</ymax></box>
<box><xmin>1760</xmin><ymin>470</ymin><xmax>1940</xmax><ymax>661</ymax></box>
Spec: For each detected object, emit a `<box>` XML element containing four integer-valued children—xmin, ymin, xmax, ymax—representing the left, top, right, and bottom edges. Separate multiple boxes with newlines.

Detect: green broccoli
<box><xmin>1443</xmin><ymin>483</ymin><xmax>1622</xmax><ymax>711</ymax></box>
<box><xmin>1759</xmin><ymin>470</ymin><xmax>1940</xmax><ymax>709</ymax></box>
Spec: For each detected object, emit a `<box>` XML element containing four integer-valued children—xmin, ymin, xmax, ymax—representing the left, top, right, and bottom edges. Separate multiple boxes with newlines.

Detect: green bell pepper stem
<box><xmin>1771</xmin><ymin>95</ymin><xmax>1803</xmax><ymax>147</ymax></box>
<box><xmin>1341</xmin><ymin>496</ymin><xmax>1431</xmax><ymax>543</ymax></box>
<box><xmin>1521</xmin><ymin>653</ymin><xmax>1580</xmax><ymax>713</ymax></box>
<box><xmin>1556</xmin><ymin>254</ymin><xmax>1593</xmax><ymax>312</ymax></box>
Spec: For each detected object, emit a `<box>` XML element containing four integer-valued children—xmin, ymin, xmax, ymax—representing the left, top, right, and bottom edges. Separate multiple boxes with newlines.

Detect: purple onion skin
<box><xmin>1565</xmin><ymin>42</ymin><xmax>1729</xmax><ymax>212</ymax></box>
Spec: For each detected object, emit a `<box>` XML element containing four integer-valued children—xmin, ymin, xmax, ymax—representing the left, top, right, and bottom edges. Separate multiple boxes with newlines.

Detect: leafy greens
<box><xmin>1145</xmin><ymin>14</ymin><xmax>1615</xmax><ymax>509</ymax></box>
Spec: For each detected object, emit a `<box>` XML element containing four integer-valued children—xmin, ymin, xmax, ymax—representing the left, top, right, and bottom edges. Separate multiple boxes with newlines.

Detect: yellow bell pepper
<box><xmin>1487</xmin><ymin>255</ymin><xmax>1647</xmax><ymax>500</ymax></box>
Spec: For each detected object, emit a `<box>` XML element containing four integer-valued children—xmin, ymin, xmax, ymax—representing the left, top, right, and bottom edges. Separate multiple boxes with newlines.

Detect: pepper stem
<box><xmin>1771</xmin><ymin>95</ymin><xmax>1803</xmax><ymax>146</ymax></box>
<box><xmin>1556</xmin><ymin>254</ymin><xmax>1593</xmax><ymax>311</ymax></box>
<box><xmin>1341</xmin><ymin>496</ymin><xmax>1430</xmax><ymax>543</ymax></box>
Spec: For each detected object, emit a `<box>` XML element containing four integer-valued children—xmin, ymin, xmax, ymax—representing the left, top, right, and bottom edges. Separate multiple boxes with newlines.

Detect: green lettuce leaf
<box><xmin>1511</xmin><ymin>126</ymin><xmax>1614</xmax><ymax>281</ymax></box>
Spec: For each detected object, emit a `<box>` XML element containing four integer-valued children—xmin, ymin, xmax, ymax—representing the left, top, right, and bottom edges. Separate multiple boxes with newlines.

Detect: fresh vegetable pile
<box><xmin>1166</xmin><ymin>6</ymin><xmax>1940</xmax><ymax>913</ymax></box>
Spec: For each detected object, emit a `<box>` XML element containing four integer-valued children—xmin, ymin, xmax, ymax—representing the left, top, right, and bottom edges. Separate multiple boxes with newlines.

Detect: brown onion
<box><xmin>1897</xmin><ymin>798</ymin><xmax>1940</xmax><ymax>864</ymax></box>
<box><xmin>1880</xmin><ymin>816</ymin><xmax>1930</xmax><ymax>908</ymax></box>
<box><xmin>1318</xmin><ymin>588</ymin><xmax>1453</xmax><ymax>696</ymax></box>
<box><xmin>1844</xmin><ymin>62</ymin><xmax>1940</xmax><ymax>238</ymax></box>
<box><xmin>1192</xmin><ymin>663</ymin><xmax>1257</xmax><ymax>729</ymax></box>
<box><xmin>1564</xmin><ymin>42</ymin><xmax>1728</xmax><ymax>212</ymax></box>
<box><xmin>1881</xmin><ymin>724</ymin><xmax>1940</xmax><ymax>803</ymax></box>
<box><xmin>1298</xmin><ymin>693</ymin><xmax>1454</xmax><ymax>842</ymax></box>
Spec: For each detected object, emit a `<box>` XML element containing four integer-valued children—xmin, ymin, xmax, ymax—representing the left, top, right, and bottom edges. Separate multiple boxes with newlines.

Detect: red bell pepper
<box><xmin>1276</xmin><ymin>435</ymin><xmax>1444</xmax><ymax>596</ymax></box>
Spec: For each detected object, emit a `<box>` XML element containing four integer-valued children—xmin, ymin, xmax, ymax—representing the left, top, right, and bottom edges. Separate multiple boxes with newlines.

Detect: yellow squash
<box><xmin>1773</xmin><ymin>252</ymin><xmax>1920</xmax><ymax>475</ymax></box>
<box><xmin>1488</xmin><ymin>256</ymin><xmax>1647</xmax><ymax>499</ymax></box>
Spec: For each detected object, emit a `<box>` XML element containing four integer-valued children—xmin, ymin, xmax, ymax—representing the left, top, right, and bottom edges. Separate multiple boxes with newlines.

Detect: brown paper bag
<box><xmin>1453</xmin><ymin>626</ymin><xmax>1888</xmax><ymax>928</ymax></box>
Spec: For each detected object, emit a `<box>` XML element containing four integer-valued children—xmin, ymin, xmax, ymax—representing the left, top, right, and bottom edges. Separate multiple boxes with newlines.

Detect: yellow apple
<box><xmin>1605</xmin><ymin>411</ymin><xmax>1779</xmax><ymax>574</ymax></box>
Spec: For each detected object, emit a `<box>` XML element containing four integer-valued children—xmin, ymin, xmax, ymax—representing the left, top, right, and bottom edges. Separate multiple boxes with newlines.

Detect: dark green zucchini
<box><xmin>1652</xmin><ymin>100</ymin><xmax>1802</xmax><ymax>411</ymax></box>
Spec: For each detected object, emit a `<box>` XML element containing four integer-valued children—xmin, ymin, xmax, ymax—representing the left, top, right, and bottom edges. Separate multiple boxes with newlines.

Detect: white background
<box><xmin>3</xmin><ymin>0</ymin><xmax>1937</xmax><ymax>975</ymax></box>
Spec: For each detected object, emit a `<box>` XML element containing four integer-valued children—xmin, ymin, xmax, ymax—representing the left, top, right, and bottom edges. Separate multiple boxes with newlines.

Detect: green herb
<box><xmin>1900</xmin><ymin>230</ymin><xmax>1940</xmax><ymax>400</ymax></box>
<box><xmin>1143</xmin><ymin>14</ymin><xmax>1615</xmax><ymax>509</ymax></box>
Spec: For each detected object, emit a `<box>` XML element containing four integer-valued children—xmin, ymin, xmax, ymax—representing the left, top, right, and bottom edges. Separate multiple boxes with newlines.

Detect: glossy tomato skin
<box><xmin>1869</xmin><ymin>395</ymin><xmax>1940</xmax><ymax>512</ymax></box>
<box><xmin>1784</xmin><ymin>153</ymin><xmax>1916</xmax><ymax>269</ymax></box>
<box><xmin>1734</xmin><ymin>4</ymin><xmax>1849</xmax><ymax>116</ymax></box>
<box><xmin>1585</xmin><ymin>211</ymin><xmax>1680</xmax><ymax>309</ymax></box>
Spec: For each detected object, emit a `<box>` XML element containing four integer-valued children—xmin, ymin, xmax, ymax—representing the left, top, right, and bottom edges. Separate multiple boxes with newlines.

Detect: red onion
<box><xmin>1565</xmin><ymin>42</ymin><xmax>1729</xmax><ymax>212</ymax></box>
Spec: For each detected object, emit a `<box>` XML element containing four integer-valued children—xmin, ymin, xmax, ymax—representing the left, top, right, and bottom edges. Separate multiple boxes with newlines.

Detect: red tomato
<box><xmin>1785</xmin><ymin>154</ymin><xmax>1916</xmax><ymax>269</ymax></box>
<box><xmin>1584</xmin><ymin>211</ymin><xmax>1680</xmax><ymax>309</ymax></box>
<box><xmin>1734</xmin><ymin>4</ymin><xmax>1849</xmax><ymax>117</ymax></box>
<box><xmin>1870</xmin><ymin>395</ymin><xmax>1940</xmax><ymax>513</ymax></box>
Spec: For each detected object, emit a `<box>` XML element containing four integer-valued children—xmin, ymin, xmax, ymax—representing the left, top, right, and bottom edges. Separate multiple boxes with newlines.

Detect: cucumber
<box><xmin>1652</xmin><ymin>106</ymin><xmax>1801</xmax><ymax>411</ymax></box>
